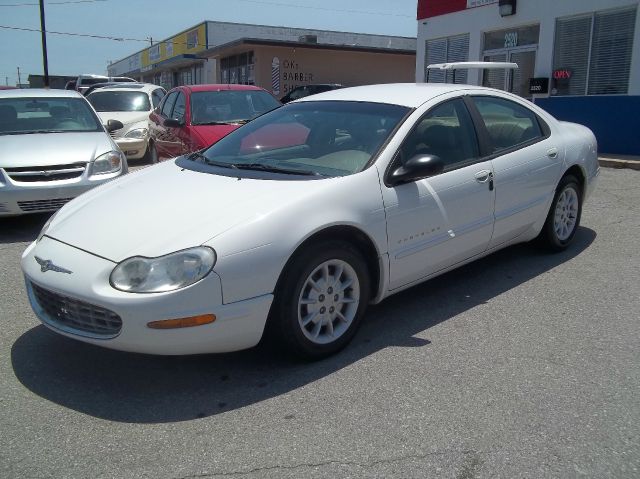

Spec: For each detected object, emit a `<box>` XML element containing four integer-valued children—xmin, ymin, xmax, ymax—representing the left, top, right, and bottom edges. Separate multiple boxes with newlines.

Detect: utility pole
<box><xmin>39</xmin><ymin>0</ymin><xmax>49</xmax><ymax>88</ymax></box>
<box><xmin>17</xmin><ymin>67</ymin><xmax>22</xmax><ymax>86</ymax></box>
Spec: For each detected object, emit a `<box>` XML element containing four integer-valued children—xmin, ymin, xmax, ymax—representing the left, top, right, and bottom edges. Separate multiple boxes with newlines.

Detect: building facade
<box><xmin>108</xmin><ymin>21</ymin><xmax>416</xmax><ymax>97</ymax></box>
<box><xmin>416</xmin><ymin>0</ymin><xmax>640</xmax><ymax>155</ymax></box>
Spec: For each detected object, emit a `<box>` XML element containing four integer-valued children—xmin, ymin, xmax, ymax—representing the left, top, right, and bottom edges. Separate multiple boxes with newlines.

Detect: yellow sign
<box><xmin>140</xmin><ymin>23</ymin><xmax>207</xmax><ymax>68</ymax></box>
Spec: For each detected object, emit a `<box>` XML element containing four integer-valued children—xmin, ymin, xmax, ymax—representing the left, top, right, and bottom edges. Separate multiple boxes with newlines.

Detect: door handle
<box><xmin>475</xmin><ymin>170</ymin><xmax>494</xmax><ymax>191</ymax></box>
<box><xmin>547</xmin><ymin>148</ymin><xmax>559</xmax><ymax>159</ymax></box>
<box><xmin>474</xmin><ymin>170</ymin><xmax>491</xmax><ymax>182</ymax></box>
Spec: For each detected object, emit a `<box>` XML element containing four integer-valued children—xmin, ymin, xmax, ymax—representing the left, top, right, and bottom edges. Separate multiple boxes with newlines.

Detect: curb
<box><xmin>598</xmin><ymin>158</ymin><xmax>640</xmax><ymax>171</ymax></box>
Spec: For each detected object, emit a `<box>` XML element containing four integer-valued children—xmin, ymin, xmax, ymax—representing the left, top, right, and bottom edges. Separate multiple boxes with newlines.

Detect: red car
<box><xmin>148</xmin><ymin>84</ymin><xmax>281</xmax><ymax>162</ymax></box>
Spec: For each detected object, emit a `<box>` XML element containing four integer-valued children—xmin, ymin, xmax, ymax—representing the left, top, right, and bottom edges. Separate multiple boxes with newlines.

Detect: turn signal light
<box><xmin>147</xmin><ymin>314</ymin><xmax>216</xmax><ymax>329</ymax></box>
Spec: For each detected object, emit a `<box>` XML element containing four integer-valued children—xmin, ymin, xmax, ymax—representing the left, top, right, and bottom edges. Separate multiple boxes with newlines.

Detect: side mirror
<box><xmin>388</xmin><ymin>154</ymin><xmax>445</xmax><ymax>186</ymax></box>
<box><xmin>163</xmin><ymin>118</ymin><xmax>184</xmax><ymax>128</ymax></box>
<box><xmin>105</xmin><ymin>119</ymin><xmax>124</xmax><ymax>132</ymax></box>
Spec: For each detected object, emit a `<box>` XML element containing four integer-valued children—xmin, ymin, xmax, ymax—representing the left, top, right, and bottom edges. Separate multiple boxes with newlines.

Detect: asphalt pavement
<box><xmin>0</xmin><ymin>168</ymin><xmax>638</xmax><ymax>478</ymax></box>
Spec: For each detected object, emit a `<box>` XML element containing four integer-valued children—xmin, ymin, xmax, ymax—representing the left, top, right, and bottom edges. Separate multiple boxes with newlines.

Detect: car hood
<box><xmin>189</xmin><ymin>124</ymin><xmax>239</xmax><ymax>148</ymax></box>
<box><xmin>96</xmin><ymin>111</ymin><xmax>149</xmax><ymax>127</ymax></box>
<box><xmin>0</xmin><ymin>132</ymin><xmax>113</xmax><ymax>168</ymax></box>
<box><xmin>45</xmin><ymin>160</ymin><xmax>330</xmax><ymax>262</ymax></box>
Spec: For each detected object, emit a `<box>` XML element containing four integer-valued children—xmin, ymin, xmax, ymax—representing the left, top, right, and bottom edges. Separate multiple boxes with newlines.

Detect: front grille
<box><xmin>18</xmin><ymin>198</ymin><xmax>73</xmax><ymax>212</ymax></box>
<box><xmin>109</xmin><ymin>131</ymin><xmax>119</xmax><ymax>139</ymax></box>
<box><xmin>0</xmin><ymin>202</ymin><xmax>8</xmax><ymax>213</ymax></box>
<box><xmin>5</xmin><ymin>163</ymin><xmax>86</xmax><ymax>182</ymax></box>
<box><xmin>30</xmin><ymin>281</ymin><xmax>122</xmax><ymax>338</ymax></box>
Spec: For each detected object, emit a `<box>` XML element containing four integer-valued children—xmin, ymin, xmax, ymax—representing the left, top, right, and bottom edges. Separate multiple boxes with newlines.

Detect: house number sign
<box><xmin>504</xmin><ymin>32</ymin><xmax>518</xmax><ymax>48</ymax></box>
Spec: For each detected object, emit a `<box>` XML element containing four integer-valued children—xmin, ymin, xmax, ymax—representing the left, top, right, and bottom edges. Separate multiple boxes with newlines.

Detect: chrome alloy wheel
<box><xmin>554</xmin><ymin>186</ymin><xmax>579</xmax><ymax>241</ymax></box>
<box><xmin>297</xmin><ymin>259</ymin><xmax>360</xmax><ymax>345</ymax></box>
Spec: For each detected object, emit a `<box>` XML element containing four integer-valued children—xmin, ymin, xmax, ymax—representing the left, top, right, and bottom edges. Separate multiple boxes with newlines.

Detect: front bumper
<box><xmin>0</xmin><ymin>166</ymin><xmax>125</xmax><ymax>217</ymax></box>
<box><xmin>114</xmin><ymin>137</ymin><xmax>148</xmax><ymax>160</ymax></box>
<box><xmin>21</xmin><ymin>237</ymin><xmax>272</xmax><ymax>355</ymax></box>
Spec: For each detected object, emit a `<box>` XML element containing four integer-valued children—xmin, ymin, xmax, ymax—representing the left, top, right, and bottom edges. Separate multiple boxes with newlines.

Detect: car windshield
<box><xmin>87</xmin><ymin>91</ymin><xmax>151</xmax><ymax>112</ymax></box>
<box><xmin>0</xmin><ymin>97</ymin><xmax>103</xmax><ymax>135</ymax></box>
<box><xmin>198</xmin><ymin>101</ymin><xmax>410</xmax><ymax>177</ymax></box>
<box><xmin>190</xmin><ymin>90</ymin><xmax>281</xmax><ymax>125</ymax></box>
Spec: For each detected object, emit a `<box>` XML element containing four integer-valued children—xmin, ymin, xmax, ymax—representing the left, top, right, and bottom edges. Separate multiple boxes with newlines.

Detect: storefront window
<box><xmin>220</xmin><ymin>51</ymin><xmax>256</xmax><ymax>85</ymax></box>
<box><xmin>553</xmin><ymin>7</ymin><xmax>637</xmax><ymax>96</ymax></box>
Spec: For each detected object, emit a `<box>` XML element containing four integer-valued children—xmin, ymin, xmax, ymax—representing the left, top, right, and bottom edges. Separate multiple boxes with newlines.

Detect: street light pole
<box><xmin>39</xmin><ymin>0</ymin><xmax>49</xmax><ymax>88</ymax></box>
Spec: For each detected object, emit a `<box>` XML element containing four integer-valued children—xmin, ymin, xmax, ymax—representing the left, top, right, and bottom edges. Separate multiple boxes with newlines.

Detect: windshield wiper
<box><xmin>233</xmin><ymin>163</ymin><xmax>320</xmax><ymax>176</ymax></box>
<box><xmin>188</xmin><ymin>151</ymin><xmax>238</xmax><ymax>169</ymax></box>
<box><xmin>193</xmin><ymin>121</ymin><xmax>237</xmax><ymax>125</ymax></box>
<box><xmin>194</xmin><ymin>119</ymin><xmax>249</xmax><ymax>126</ymax></box>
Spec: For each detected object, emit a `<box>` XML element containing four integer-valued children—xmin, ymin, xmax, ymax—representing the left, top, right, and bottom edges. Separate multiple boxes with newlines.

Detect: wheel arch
<box><xmin>275</xmin><ymin>224</ymin><xmax>383</xmax><ymax>304</ymax></box>
<box><xmin>563</xmin><ymin>164</ymin><xmax>586</xmax><ymax>197</ymax></box>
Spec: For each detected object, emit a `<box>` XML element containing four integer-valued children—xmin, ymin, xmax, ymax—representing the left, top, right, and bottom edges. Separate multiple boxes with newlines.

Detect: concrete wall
<box><xmin>535</xmin><ymin>96</ymin><xmax>640</xmax><ymax>155</ymax></box>
<box><xmin>207</xmin><ymin>22</ymin><xmax>416</xmax><ymax>51</ymax></box>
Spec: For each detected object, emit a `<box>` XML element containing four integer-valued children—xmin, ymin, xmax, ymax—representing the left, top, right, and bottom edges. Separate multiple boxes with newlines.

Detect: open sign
<box><xmin>553</xmin><ymin>69</ymin><xmax>572</xmax><ymax>80</ymax></box>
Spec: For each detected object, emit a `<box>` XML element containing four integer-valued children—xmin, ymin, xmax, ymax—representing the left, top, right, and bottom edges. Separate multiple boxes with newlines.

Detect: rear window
<box><xmin>88</xmin><ymin>91</ymin><xmax>151</xmax><ymax>112</ymax></box>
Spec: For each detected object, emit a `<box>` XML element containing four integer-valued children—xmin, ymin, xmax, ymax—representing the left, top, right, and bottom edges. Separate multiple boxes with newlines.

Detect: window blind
<box><xmin>588</xmin><ymin>7</ymin><xmax>637</xmax><ymax>95</ymax></box>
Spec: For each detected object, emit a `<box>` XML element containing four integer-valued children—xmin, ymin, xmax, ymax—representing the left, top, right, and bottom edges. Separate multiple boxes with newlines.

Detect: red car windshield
<box><xmin>190</xmin><ymin>90</ymin><xmax>280</xmax><ymax>125</ymax></box>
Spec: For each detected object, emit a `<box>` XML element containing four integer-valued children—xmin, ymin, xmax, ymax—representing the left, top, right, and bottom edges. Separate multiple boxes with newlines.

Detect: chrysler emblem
<box><xmin>34</xmin><ymin>256</ymin><xmax>72</xmax><ymax>274</ymax></box>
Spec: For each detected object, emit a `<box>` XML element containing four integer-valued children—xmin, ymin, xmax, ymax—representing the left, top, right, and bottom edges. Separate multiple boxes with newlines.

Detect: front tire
<box><xmin>538</xmin><ymin>174</ymin><xmax>582</xmax><ymax>251</ymax></box>
<box><xmin>146</xmin><ymin>141</ymin><xmax>159</xmax><ymax>164</ymax></box>
<box><xmin>269</xmin><ymin>241</ymin><xmax>371</xmax><ymax>359</ymax></box>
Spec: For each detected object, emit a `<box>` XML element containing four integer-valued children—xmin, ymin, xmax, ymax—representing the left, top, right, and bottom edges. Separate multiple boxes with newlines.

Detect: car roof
<box><xmin>87</xmin><ymin>83</ymin><xmax>163</xmax><ymax>94</ymax></box>
<box><xmin>0</xmin><ymin>88</ymin><xmax>84</xmax><ymax>99</ymax></box>
<box><xmin>297</xmin><ymin>83</ymin><xmax>484</xmax><ymax>108</ymax></box>
<box><xmin>181</xmin><ymin>84</ymin><xmax>266</xmax><ymax>93</ymax></box>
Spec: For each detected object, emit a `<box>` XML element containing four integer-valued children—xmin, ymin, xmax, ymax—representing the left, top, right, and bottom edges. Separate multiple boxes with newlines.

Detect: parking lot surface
<box><xmin>1</xmin><ymin>168</ymin><xmax>638</xmax><ymax>478</ymax></box>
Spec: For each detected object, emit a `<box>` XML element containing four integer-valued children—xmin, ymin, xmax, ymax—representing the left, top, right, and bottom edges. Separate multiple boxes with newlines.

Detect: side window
<box><xmin>400</xmin><ymin>98</ymin><xmax>479</xmax><ymax>169</ymax></box>
<box><xmin>172</xmin><ymin>92</ymin><xmax>186</xmax><ymax>121</ymax></box>
<box><xmin>472</xmin><ymin>96</ymin><xmax>543</xmax><ymax>153</ymax></box>
<box><xmin>160</xmin><ymin>91</ymin><xmax>178</xmax><ymax>118</ymax></box>
<box><xmin>151</xmin><ymin>89</ymin><xmax>165</xmax><ymax>109</ymax></box>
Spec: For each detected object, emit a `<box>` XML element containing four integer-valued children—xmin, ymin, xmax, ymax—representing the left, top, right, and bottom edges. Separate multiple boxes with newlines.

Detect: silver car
<box><xmin>0</xmin><ymin>89</ymin><xmax>127</xmax><ymax>217</ymax></box>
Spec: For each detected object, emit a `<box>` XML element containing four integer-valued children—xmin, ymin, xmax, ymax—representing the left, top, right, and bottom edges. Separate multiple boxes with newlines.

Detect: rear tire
<box><xmin>268</xmin><ymin>241</ymin><xmax>371</xmax><ymax>360</ymax></box>
<box><xmin>537</xmin><ymin>174</ymin><xmax>582</xmax><ymax>251</ymax></box>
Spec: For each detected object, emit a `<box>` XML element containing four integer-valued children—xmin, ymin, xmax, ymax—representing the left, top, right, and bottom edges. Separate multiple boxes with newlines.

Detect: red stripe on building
<box><xmin>417</xmin><ymin>0</ymin><xmax>467</xmax><ymax>20</ymax></box>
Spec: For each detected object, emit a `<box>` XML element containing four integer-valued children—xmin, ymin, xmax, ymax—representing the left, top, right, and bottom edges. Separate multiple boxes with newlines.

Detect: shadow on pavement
<box><xmin>0</xmin><ymin>213</ymin><xmax>51</xmax><ymax>244</ymax></box>
<box><xmin>11</xmin><ymin>227</ymin><xmax>596</xmax><ymax>423</ymax></box>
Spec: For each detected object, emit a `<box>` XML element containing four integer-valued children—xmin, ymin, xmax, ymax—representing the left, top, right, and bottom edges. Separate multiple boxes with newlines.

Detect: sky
<box><xmin>0</xmin><ymin>0</ymin><xmax>418</xmax><ymax>86</ymax></box>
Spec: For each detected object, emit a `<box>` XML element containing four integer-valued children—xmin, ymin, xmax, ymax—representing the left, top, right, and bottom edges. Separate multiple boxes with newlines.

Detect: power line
<box><xmin>0</xmin><ymin>24</ymin><xmax>210</xmax><ymax>47</ymax></box>
<box><xmin>0</xmin><ymin>0</ymin><xmax>108</xmax><ymax>6</ymax></box>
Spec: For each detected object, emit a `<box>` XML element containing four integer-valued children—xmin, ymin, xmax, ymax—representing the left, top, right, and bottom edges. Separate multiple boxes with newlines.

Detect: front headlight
<box><xmin>92</xmin><ymin>150</ymin><xmax>124</xmax><ymax>175</ymax></box>
<box><xmin>110</xmin><ymin>247</ymin><xmax>216</xmax><ymax>293</ymax></box>
<box><xmin>124</xmin><ymin>128</ymin><xmax>148</xmax><ymax>139</ymax></box>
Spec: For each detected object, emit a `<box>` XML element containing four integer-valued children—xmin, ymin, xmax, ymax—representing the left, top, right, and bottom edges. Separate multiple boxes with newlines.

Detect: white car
<box><xmin>21</xmin><ymin>83</ymin><xmax>599</xmax><ymax>359</ymax></box>
<box><xmin>0</xmin><ymin>89</ymin><xmax>127</xmax><ymax>217</ymax></box>
<box><xmin>86</xmin><ymin>83</ymin><xmax>166</xmax><ymax>162</ymax></box>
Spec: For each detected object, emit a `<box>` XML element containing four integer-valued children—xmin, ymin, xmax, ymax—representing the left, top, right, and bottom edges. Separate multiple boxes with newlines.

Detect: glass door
<box><xmin>482</xmin><ymin>48</ymin><xmax>536</xmax><ymax>98</ymax></box>
<box><xmin>509</xmin><ymin>49</ymin><xmax>536</xmax><ymax>98</ymax></box>
<box><xmin>482</xmin><ymin>53</ymin><xmax>507</xmax><ymax>90</ymax></box>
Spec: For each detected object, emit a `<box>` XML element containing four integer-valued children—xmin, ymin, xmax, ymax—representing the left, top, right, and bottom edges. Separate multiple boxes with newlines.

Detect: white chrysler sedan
<box><xmin>21</xmin><ymin>83</ymin><xmax>599</xmax><ymax>359</ymax></box>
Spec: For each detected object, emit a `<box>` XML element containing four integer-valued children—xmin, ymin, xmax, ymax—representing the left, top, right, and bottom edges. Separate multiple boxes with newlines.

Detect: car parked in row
<box><xmin>75</xmin><ymin>74</ymin><xmax>136</xmax><ymax>94</ymax></box>
<box><xmin>87</xmin><ymin>83</ymin><xmax>166</xmax><ymax>162</ymax></box>
<box><xmin>0</xmin><ymin>89</ymin><xmax>127</xmax><ymax>217</ymax></box>
<box><xmin>148</xmin><ymin>84</ymin><xmax>281</xmax><ymax>162</ymax></box>
<box><xmin>22</xmin><ymin>82</ymin><xmax>598</xmax><ymax>359</ymax></box>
